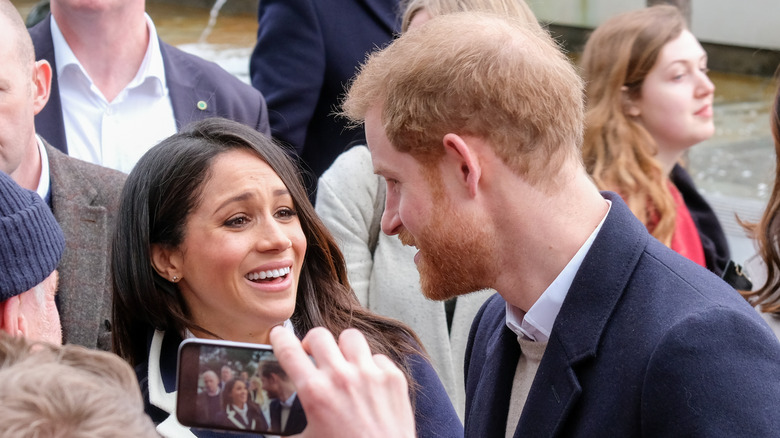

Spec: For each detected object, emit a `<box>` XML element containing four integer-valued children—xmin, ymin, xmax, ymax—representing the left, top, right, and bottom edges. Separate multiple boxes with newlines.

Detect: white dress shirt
<box><xmin>34</xmin><ymin>135</ymin><xmax>51</xmax><ymax>201</ymax></box>
<box><xmin>506</xmin><ymin>200</ymin><xmax>612</xmax><ymax>342</ymax></box>
<box><xmin>51</xmin><ymin>14</ymin><xmax>177</xmax><ymax>174</ymax></box>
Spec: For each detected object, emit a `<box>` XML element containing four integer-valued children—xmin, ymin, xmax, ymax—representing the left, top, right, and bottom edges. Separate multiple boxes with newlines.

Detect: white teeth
<box><xmin>246</xmin><ymin>267</ymin><xmax>291</xmax><ymax>281</ymax></box>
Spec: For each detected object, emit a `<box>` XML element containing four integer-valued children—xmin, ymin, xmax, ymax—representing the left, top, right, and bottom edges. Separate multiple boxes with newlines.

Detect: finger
<box><xmin>300</xmin><ymin>327</ymin><xmax>348</xmax><ymax>370</ymax></box>
<box><xmin>372</xmin><ymin>353</ymin><xmax>408</xmax><ymax>387</ymax></box>
<box><xmin>270</xmin><ymin>325</ymin><xmax>317</xmax><ymax>384</ymax></box>
<box><xmin>338</xmin><ymin>328</ymin><xmax>374</xmax><ymax>365</ymax></box>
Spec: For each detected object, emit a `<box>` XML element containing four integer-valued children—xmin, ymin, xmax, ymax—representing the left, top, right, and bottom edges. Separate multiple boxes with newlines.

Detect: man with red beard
<box><xmin>269</xmin><ymin>11</ymin><xmax>780</xmax><ymax>438</ymax></box>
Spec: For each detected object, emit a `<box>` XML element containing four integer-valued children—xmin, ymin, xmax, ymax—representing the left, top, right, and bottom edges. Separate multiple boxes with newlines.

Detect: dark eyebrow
<box><xmin>213</xmin><ymin>188</ymin><xmax>292</xmax><ymax>214</ymax></box>
<box><xmin>214</xmin><ymin>192</ymin><xmax>253</xmax><ymax>214</ymax></box>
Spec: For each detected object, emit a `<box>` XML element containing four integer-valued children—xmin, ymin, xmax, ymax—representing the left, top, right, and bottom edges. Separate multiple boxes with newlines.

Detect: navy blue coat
<box><xmin>29</xmin><ymin>15</ymin><xmax>270</xmax><ymax>154</ymax></box>
<box><xmin>464</xmin><ymin>193</ymin><xmax>780</xmax><ymax>437</ymax></box>
<box><xmin>249</xmin><ymin>0</ymin><xmax>399</xmax><ymax>181</ymax></box>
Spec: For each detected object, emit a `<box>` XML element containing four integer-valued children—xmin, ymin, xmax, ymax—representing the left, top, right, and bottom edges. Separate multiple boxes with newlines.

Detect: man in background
<box><xmin>250</xmin><ymin>0</ymin><xmax>399</xmax><ymax>197</ymax></box>
<box><xmin>0</xmin><ymin>0</ymin><xmax>125</xmax><ymax>350</ymax></box>
<box><xmin>0</xmin><ymin>170</ymin><xmax>64</xmax><ymax>344</ymax></box>
<box><xmin>260</xmin><ymin>360</ymin><xmax>305</xmax><ymax>434</ymax></box>
<box><xmin>197</xmin><ymin>370</ymin><xmax>222</xmax><ymax>423</ymax></box>
<box><xmin>29</xmin><ymin>0</ymin><xmax>270</xmax><ymax>173</ymax></box>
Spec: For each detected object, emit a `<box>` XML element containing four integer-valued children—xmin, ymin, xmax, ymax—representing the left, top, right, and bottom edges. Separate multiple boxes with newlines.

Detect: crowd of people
<box><xmin>2</xmin><ymin>0</ymin><xmax>780</xmax><ymax>437</ymax></box>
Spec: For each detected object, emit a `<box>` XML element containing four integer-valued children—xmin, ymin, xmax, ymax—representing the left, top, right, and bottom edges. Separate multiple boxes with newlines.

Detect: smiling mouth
<box><xmin>245</xmin><ymin>266</ymin><xmax>291</xmax><ymax>282</ymax></box>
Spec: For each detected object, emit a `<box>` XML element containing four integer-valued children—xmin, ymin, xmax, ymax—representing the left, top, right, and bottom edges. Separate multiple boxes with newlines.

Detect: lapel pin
<box><xmin>197</xmin><ymin>101</ymin><xmax>208</xmax><ymax>111</ymax></box>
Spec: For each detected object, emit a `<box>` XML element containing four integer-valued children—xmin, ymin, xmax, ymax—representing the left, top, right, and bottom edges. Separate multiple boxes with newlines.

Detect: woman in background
<box><xmin>581</xmin><ymin>6</ymin><xmax>732</xmax><ymax>278</ymax></box>
<box><xmin>111</xmin><ymin>118</ymin><xmax>461</xmax><ymax>437</ymax></box>
<box><xmin>216</xmin><ymin>379</ymin><xmax>267</xmax><ymax>432</ymax></box>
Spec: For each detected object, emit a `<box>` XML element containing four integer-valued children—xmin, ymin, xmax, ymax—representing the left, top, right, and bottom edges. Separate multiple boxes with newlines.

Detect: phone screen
<box><xmin>176</xmin><ymin>338</ymin><xmax>307</xmax><ymax>435</ymax></box>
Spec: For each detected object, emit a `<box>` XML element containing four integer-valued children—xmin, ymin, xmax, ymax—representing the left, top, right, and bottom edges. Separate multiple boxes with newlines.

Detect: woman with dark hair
<box><xmin>215</xmin><ymin>379</ymin><xmax>267</xmax><ymax>431</ymax></box>
<box><xmin>581</xmin><ymin>6</ymin><xmax>734</xmax><ymax>279</ymax></box>
<box><xmin>111</xmin><ymin>117</ymin><xmax>461</xmax><ymax>437</ymax></box>
<box><xmin>743</xmin><ymin>78</ymin><xmax>780</xmax><ymax>338</ymax></box>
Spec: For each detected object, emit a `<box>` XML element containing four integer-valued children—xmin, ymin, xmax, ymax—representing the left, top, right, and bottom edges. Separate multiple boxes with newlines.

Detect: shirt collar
<box><xmin>506</xmin><ymin>199</ymin><xmax>612</xmax><ymax>342</ymax></box>
<box><xmin>34</xmin><ymin>135</ymin><xmax>51</xmax><ymax>202</ymax></box>
<box><xmin>50</xmin><ymin>13</ymin><xmax>167</xmax><ymax>97</ymax></box>
<box><xmin>281</xmin><ymin>392</ymin><xmax>298</xmax><ymax>408</ymax></box>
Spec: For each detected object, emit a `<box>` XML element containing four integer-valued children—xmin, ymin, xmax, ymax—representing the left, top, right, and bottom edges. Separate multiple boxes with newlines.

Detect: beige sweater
<box><xmin>505</xmin><ymin>338</ymin><xmax>548</xmax><ymax>438</ymax></box>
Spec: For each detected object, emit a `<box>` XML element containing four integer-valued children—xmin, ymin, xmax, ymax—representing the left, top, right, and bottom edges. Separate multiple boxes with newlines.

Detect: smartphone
<box><xmin>176</xmin><ymin>338</ymin><xmax>307</xmax><ymax>435</ymax></box>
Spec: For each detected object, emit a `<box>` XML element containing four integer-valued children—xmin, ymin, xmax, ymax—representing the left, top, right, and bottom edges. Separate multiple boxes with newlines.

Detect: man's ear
<box><xmin>442</xmin><ymin>133</ymin><xmax>481</xmax><ymax>198</ymax></box>
<box><xmin>0</xmin><ymin>295</ymin><xmax>23</xmax><ymax>337</ymax></box>
<box><xmin>31</xmin><ymin>60</ymin><xmax>52</xmax><ymax>115</ymax></box>
<box><xmin>621</xmin><ymin>85</ymin><xmax>641</xmax><ymax>117</ymax></box>
<box><xmin>150</xmin><ymin>243</ymin><xmax>183</xmax><ymax>283</ymax></box>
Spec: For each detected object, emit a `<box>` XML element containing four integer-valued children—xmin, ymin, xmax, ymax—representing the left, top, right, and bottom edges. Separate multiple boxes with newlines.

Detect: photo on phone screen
<box><xmin>177</xmin><ymin>338</ymin><xmax>307</xmax><ymax>436</ymax></box>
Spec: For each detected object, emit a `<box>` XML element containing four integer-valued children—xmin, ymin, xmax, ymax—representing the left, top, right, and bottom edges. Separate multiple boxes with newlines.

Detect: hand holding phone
<box><xmin>270</xmin><ymin>326</ymin><xmax>416</xmax><ymax>438</ymax></box>
<box><xmin>176</xmin><ymin>338</ymin><xmax>307</xmax><ymax>436</ymax></box>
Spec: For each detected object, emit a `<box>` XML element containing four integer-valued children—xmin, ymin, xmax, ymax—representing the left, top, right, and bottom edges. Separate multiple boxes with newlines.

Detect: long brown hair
<box><xmin>742</xmin><ymin>78</ymin><xmax>780</xmax><ymax>314</ymax></box>
<box><xmin>581</xmin><ymin>5</ymin><xmax>686</xmax><ymax>246</ymax></box>
<box><xmin>111</xmin><ymin>118</ymin><xmax>423</xmax><ymax>387</ymax></box>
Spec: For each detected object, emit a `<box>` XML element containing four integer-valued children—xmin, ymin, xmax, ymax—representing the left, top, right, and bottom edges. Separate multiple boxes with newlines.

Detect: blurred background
<box><xmin>12</xmin><ymin>0</ymin><xmax>780</xmax><ymax>264</ymax></box>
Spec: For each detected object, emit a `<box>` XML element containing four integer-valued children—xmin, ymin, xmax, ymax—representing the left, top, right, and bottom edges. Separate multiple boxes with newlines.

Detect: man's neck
<box><xmin>51</xmin><ymin>4</ymin><xmax>149</xmax><ymax>102</ymax></box>
<box><xmin>280</xmin><ymin>386</ymin><xmax>296</xmax><ymax>403</ymax></box>
<box><xmin>10</xmin><ymin>136</ymin><xmax>43</xmax><ymax>192</ymax></box>
<box><xmin>490</xmin><ymin>164</ymin><xmax>609</xmax><ymax>313</ymax></box>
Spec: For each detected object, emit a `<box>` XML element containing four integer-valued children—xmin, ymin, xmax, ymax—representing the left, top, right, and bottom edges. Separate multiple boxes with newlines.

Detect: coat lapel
<box><xmin>466</xmin><ymin>322</ymin><xmax>521</xmax><ymax>437</ymax></box>
<box><xmin>514</xmin><ymin>193</ymin><xmax>649</xmax><ymax>437</ymax></box>
<box><xmin>47</xmin><ymin>143</ymin><xmax>108</xmax><ymax>347</ymax></box>
<box><xmin>160</xmin><ymin>42</ymin><xmax>217</xmax><ymax>129</ymax></box>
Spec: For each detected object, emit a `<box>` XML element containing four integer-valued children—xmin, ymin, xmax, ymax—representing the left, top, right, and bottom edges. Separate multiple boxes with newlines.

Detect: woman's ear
<box><xmin>150</xmin><ymin>244</ymin><xmax>183</xmax><ymax>283</ymax></box>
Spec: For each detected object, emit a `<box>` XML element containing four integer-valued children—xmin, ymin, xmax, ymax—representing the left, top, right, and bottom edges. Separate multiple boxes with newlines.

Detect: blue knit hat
<box><xmin>0</xmin><ymin>171</ymin><xmax>64</xmax><ymax>300</ymax></box>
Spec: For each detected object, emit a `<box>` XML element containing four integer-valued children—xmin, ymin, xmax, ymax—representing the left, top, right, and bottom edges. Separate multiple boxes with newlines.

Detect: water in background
<box><xmin>14</xmin><ymin>0</ymin><xmax>777</xmax><ymax>262</ymax></box>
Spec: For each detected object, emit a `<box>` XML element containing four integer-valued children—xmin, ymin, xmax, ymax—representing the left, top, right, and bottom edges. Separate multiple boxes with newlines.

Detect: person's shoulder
<box><xmin>46</xmin><ymin>143</ymin><xmax>127</xmax><ymax>194</ymax></box>
<box><xmin>638</xmin><ymin>239</ymin><xmax>748</xmax><ymax>308</ymax></box>
<box><xmin>321</xmin><ymin>145</ymin><xmax>372</xmax><ymax>178</ymax></box>
<box><xmin>159</xmin><ymin>41</ymin><xmax>259</xmax><ymax>92</ymax></box>
<box><xmin>316</xmin><ymin>145</ymin><xmax>378</xmax><ymax>209</ymax></box>
<box><xmin>28</xmin><ymin>13</ymin><xmax>51</xmax><ymax>43</ymax></box>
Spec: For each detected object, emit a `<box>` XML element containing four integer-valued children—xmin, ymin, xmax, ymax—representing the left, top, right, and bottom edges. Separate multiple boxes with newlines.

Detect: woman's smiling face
<box><xmin>157</xmin><ymin>149</ymin><xmax>306</xmax><ymax>344</ymax></box>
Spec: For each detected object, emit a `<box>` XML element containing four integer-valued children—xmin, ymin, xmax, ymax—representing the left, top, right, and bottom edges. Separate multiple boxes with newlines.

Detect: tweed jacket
<box><xmin>47</xmin><ymin>141</ymin><xmax>126</xmax><ymax>350</ymax></box>
<box><xmin>29</xmin><ymin>14</ymin><xmax>270</xmax><ymax>155</ymax></box>
<box><xmin>316</xmin><ymin>145</ymin><xmax>493</xmax><ymax>418</ymax></box>
<box><xmin>250</xmin><ymin>0</ymin><xmax>399</xmax><ymax>180</ymax></box>
<box><xmin>464</xmin><ymin>192</ymin><xmax>780</xmax><ymax>437</ymax></box>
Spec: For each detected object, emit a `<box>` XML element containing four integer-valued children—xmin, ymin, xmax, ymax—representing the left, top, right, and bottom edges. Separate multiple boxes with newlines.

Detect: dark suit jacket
<box><xmin>250</xmin><ymin>0</ymin><xmax>399</xmax><ymax>181</ymax></box>
<box><xmin>47</xmin><ymin>141</ymin><xmax>126</xmax><ymax>350</ymax></box>
<box><xmin>29</xmin><ymin>15</ymin><xmax>270</xmax><ymax>154</ymax></box>
<box><xmin>464</xmin><ymin>192</ymin><xmax>780</xmax><ymax>437</ymax></box>
<box><xmin>269</xmin><ymin>396</ymin><xmax>306</xmax><ymax>435</ymax></box>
